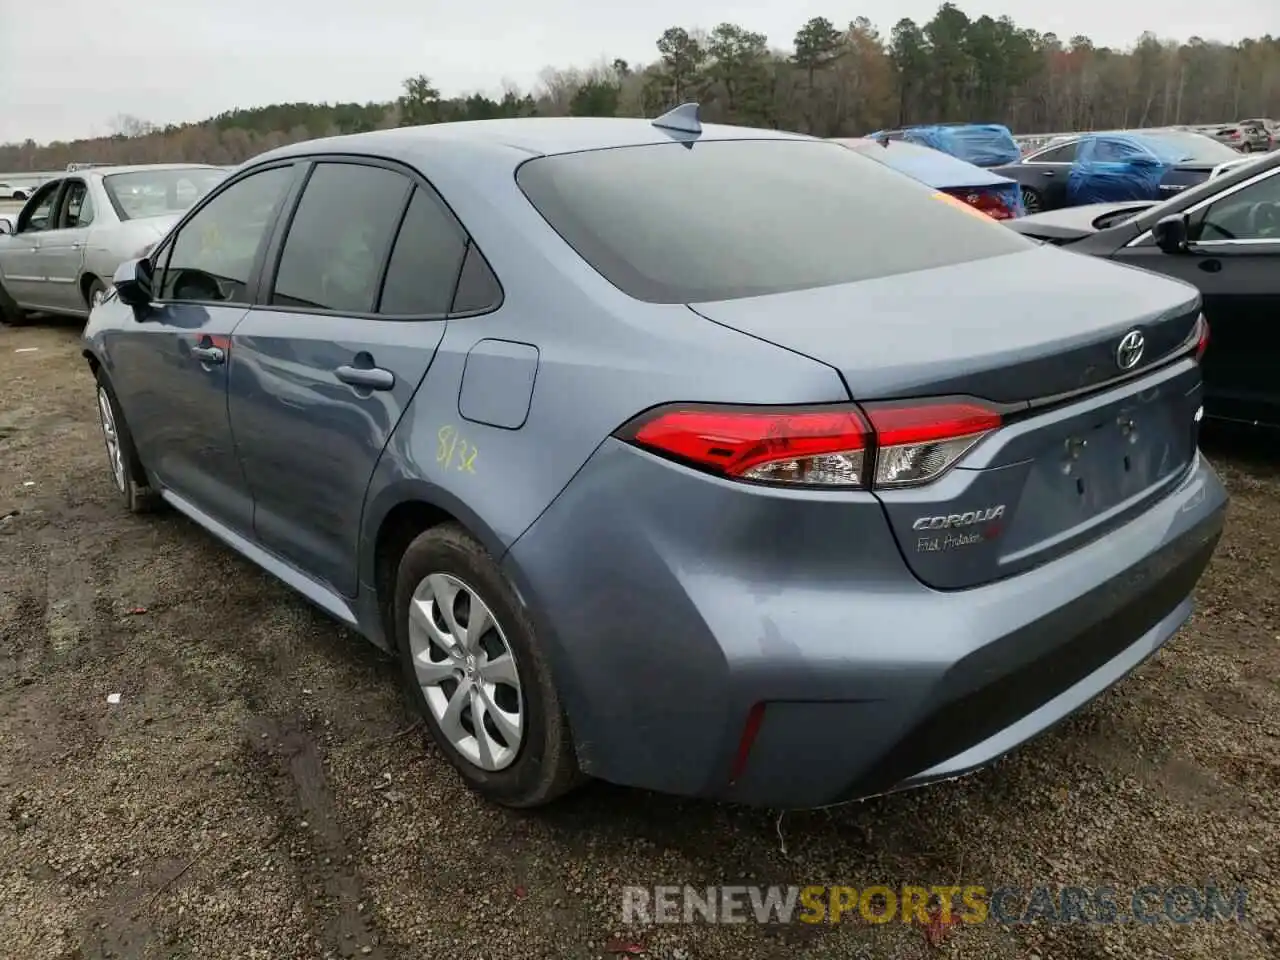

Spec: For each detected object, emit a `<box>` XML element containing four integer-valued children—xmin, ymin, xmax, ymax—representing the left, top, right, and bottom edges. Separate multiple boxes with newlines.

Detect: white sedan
<box><xmin>0</xmin><ymin>163</ymin><xmax>226</xmax><ymax>323</ymax></box>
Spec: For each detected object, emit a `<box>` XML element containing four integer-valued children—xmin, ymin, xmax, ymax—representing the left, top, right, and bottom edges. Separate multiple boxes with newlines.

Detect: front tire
<box><xmin>0</xmin><ymin>277</ymin><xmax>27</xmax><ymax>326</ymax></box>
<box><xmin>393</xmin><ymin>523</ymin><xmax>581</xmax><ymax>807</ymax></box>
<box><xmin>94</xmin><ymin>370</ymin><xmax>159</xmax><ymax>514</ymax></box>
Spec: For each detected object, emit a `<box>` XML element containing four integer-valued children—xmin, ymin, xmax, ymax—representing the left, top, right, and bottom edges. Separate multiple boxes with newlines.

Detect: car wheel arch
<box><xmin>365</xmin><ymin>481</ymin><xmax>511</xmax><ymax>653</ymax></box>
<box><xmin>80</xmin><ymin>272</ymin><xmax>103</xmax><ymax>306</ymax></box>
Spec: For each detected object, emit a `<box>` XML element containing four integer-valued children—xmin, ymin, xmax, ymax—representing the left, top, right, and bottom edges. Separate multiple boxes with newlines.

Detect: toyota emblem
<box><xmin>1115</xmin><ymin>330</ymin><xmax>1145</xmax><ymax>371</ymax></box>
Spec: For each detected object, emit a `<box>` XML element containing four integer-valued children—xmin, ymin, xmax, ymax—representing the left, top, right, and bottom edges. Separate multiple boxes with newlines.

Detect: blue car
<box><xmin>83</xmin><ymin>107</ymin><xmax>1226</xmax><ymax>809</ymax></box>
<box><xmin>837</xmin><ymin>137</ymin><xmax>1024</xmax><ymax>219</ymax></box>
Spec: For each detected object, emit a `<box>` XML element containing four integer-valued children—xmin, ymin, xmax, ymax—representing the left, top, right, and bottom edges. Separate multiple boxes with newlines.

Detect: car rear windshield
<box><xmin>1140</xmin><ymin>131</ymin><xmax>1240</xmax><ymax>164</ymax></box>
<box><xmin>103</xmin><ymin>168</ymin><xmax>228</xmax><ymax>221</ymax></box>
<box><xmin>515</xmin><ymin>139</ymin><xmax>1033</xmax><ymax>304</ymax></box>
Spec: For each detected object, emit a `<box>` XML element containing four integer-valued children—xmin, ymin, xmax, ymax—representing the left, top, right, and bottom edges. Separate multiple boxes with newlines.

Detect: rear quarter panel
<box><xmin>357</xmin><ymin>144</ymin><xmax>850</xmax><ymax>603</ymax></box>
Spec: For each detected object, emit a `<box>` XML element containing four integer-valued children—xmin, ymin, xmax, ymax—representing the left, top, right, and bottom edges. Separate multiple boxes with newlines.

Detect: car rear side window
<box><xmin>377</xmin><ymin>187</ymin><xmax>468</xmax><ymax>316</ymax></box>
<box><xmin>272</xmin><ymin>162</ymin><xmax>410</xmax><ymax>314</ymax></box>
<box><xmin>516</xmin><ymin>139</ymin><xmax>1032</xmax><ymax>304</ymax></box>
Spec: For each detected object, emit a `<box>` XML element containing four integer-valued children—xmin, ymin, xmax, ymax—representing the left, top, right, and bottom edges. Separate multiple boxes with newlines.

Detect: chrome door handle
<box><xmin>191</xmin><ymin>345</ymin><xmax>225</xmax><ymax>364</ymax></box>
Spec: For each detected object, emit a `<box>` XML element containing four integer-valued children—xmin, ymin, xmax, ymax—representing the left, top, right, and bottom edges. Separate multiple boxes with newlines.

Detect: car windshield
<box><xmin>1138</xmin><ymin>131</ymin><xmax>1241</xmax><ymax>164</ymax></box>
<box><xmin>516</xmin><ymin>139</ymin><xmax>1032</xmax><ymax>304</ymax></box>
<box><xmin>103</xmin><ymin>168</ymin><xmax>228</xmax><ymax>221</ymax></box>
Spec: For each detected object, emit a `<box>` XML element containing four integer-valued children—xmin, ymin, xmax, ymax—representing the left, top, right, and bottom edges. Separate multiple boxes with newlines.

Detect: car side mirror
<box><xmin>113</xmin><ymin>257</ymin><xmax>154</xmax><ymax>308</ymax></box>
<box><xmin>0</xmin><ymin>217</ymin><xmax>12</xmax><ymax>235</ymax></box>
<box><xmin>1153</xmin><ymin>214</ymin><xmax>1190</xmax><ymax>254</ymax></box>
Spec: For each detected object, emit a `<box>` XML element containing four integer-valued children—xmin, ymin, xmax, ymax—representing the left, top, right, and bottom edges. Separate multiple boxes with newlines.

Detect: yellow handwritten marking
<box><xmin>437</xmin><ymin>425</ymin><xmax>478</xmax><ymax>474</ymax></box>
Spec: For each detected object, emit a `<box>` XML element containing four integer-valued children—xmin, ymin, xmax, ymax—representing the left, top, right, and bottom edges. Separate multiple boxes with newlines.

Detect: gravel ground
<box><xmin>0</xmin><ymin>319</ymin><xmax>1276</xmax><ymax>960</ymax></box>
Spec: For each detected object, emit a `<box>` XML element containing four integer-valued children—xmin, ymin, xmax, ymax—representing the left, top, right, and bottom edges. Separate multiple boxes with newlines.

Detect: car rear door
<box><xmin>1111</xmin><ymin>165</ymin><xmax>1280</xmax><ymax>424</ymax></box>
<box><xmin>104</xmin><ymin>162</ymin><xmax>300</xmax><ymax>534</ymax></box>
<box><xmin>38</xmin><ymin>177</ymin><xmax>94</xmax><ymax>313</ymax></box>
<box><xmin>227</xmin><ymin>158</ymin><xmax>465</xmax><ymax>598</ymax></box>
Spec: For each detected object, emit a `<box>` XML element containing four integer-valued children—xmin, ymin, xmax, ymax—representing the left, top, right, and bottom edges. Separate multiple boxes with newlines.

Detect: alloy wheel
<box><xmin>1021</xmin><ymin>187</ymin><xmax>1042</xmax><ymax>215</ymax></box>
<box><xmin>96</xmin><ymin>387</ymin><xmax>126</xmax><ymax>493</ymax></box>
<box><xmin>408</xmin><ymin>572</ymin><xmax>524</xmax><ymax>771</ymax></box>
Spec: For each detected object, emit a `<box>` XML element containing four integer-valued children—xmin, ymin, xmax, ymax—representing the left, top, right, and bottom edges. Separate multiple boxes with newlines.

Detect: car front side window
<box><xmin>159</xmin><ymin>165</ymin><xmax>295</xmax><ymax>305</ymax></box>
<box><xmin>18</xmin><ymin>182</ymin><xmax>61</xmax><ymax>233</ymax></box>
<box><xmin>1029</xmin><ymin>142</ymin><xmax>1077</xmax><ymax>163</ymax></box>
<box><xmin>1192</xmin><ymin>170</ymin><xmax>1280</xmax><ymax>243</ymax></box>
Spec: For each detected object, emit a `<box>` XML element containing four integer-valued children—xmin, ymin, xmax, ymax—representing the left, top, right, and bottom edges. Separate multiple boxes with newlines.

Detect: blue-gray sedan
<box><xmin>81</xmin><ymin>108</ymin><xmax>1227</xmax><ymax>809</ymax></box>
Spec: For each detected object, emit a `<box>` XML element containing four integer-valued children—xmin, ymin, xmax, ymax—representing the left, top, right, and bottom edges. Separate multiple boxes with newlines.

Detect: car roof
<box><xmin>55</xmin><ymin>163</ymin><xmax>219</xmax><ymax>179</ymax></box>
<box><xmin>250</xmin><ymin>117</ymin><xmax>815</xmax><ymax>170</ymax></box>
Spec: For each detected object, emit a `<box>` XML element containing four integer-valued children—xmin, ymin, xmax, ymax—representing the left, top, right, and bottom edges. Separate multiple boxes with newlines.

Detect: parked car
<box><xmin>1239</xmin><ymin>119</ymin><xmax>1278</xmax><ymax>150</ymax></box>
<box><xmin>1007</xmin><ymin>148</ymin><xmax>1280</xmax><ymax>428</ymax></box>
<box><xmin>835</xmin><ymin>137</ymin><xmax>1023</xmax><ymax>218</ymax></box>
<box><xmin>1204</xmin><ymin>122</ymin><xmax>1271</xmax><ymax>153</ymax></box>
<box><xmin>0</xmin><ymin>182</ymin><xmax>32</xmax><ymax>201</ymax></box>
<box><xmin>81</xmin><ymin>109</ymin><xmax>1225</xmax><ymax>810</ymax></box>
<box><xmin>864</xmin><ymin>123</ymin><xmax>1021</xmax><ymax>168</ymax></box>
<box><xmin>0</xmin><ymin>163</ymin><xmax>226</xmax><ymax>323</ymax></box>
<box><xmin>993</xmin><ymin>129</ymin><xmax>1241</xmax><ymax>214</ymax></box>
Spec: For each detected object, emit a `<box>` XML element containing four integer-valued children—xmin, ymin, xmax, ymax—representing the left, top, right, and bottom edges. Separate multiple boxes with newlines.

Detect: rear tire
<box><xmin>93</xmin><ymin>370</ymin><xmax>160</xmax><ymax>514</ymax></box>
<box><xmin>85</xmin><ymin>277</ymin><xmax>108</xmax><ymax>311</ymax></box>
<box><xmin>1020</xmin><ymin>186</ymin><xmax>1044</xmax><ymax>215</ymax></box>
<box><xmin>393</xmin><ymin>523</ymin><xmax>582</xmax><ymax>807</ymax></box>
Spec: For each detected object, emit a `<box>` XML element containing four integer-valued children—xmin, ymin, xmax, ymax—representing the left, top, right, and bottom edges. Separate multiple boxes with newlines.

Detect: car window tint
<box><xmin>20</xmin><ymin>184</ymin><xmax>59</xmax><ymax>233</ymax></box>
<box><xmin>450</xmin><ymin>243</ymin><xmax>502</xmax><ymax>313</ymax></box>
<box><xmin>161</xmin><ymin>165</ymin><xmax>294</xmax><ymax>304</ymax></box>
<box><xmin>516</xmin><ymin>139</ymin><xmax>1032</xmax><ymax>304</ymax></box>
<box><xmin>377</xmin><ymin>187</ymin><xmax>467</xmax><ymax>315</ymax></box>
<box><xmin>1032</xmin><ymin>142</ymin><xmax>1077</xmax><ymax>162</ymax></box>
<box><xmin>272</xmin><ymin>163</ymin><xmax>410</xmax><ymax>314</ymax></box>
<box><xmin>62</xmin><ymin>181</ymin><xmax>93</xmax><ymax>228</ymax></box>
<box><xmin>1194</xmin><ymin>170</ymin><xmax>1280</xmax><ymax>242</ymax></box>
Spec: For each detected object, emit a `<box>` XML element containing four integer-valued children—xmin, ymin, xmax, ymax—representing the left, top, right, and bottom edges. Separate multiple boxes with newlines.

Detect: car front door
<box><xmin>0</xmin><ymin>180</ymin><xmax>63</xmax><ymax>308</ymax></box>
<box><xmin>1016</xmin><ymin>140</ymin><xmax>1078</xmax><ymax>211</ymax></box>
<box><xmin>38</xmin><ymin>177</ymin><xmax>94</xmax><ymax>314</ymax></box>
<box><xmin>1112</xmin><ymin>165</ymin><xmax>1280</xmax><ymax>425</ymax></box>
<box><xmin>228</xmin><ymin>159</ymin><xmax>467</xmax><ymax>597</ymax></box>
<box><xmin>106</xmin><ymin>162</ymin><xmax>300</xmax><ymax>534</ymax></box>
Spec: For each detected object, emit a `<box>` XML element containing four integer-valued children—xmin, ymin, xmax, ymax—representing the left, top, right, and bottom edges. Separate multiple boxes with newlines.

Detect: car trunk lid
<box><xmin>689</xmin><ymin>245</ymin><xmax>1204</xmax><ymax>588</ymax></box>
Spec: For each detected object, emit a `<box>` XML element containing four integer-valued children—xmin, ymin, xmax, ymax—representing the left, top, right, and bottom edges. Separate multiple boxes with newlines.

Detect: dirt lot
<box><xmin>0</xmin><ymin>319</ymin><xmax>1277</xmax><ymax>960</ymax></box>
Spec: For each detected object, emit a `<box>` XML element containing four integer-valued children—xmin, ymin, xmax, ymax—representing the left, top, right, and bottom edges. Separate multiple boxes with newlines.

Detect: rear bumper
<box><xmin>502</xmin><ymin>441</ymin><xmax>1227</xmax><ymax>809</ymax></box>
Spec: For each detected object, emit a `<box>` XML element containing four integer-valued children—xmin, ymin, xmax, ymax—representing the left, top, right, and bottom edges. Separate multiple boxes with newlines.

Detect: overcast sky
<box><xmin>1</xmin><ymin>0</ymin><xmax>1273</xmax><ymax>145</ymax></box>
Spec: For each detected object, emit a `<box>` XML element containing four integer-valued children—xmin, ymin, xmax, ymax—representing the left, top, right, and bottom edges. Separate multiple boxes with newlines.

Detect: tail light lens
<box><xmin>618</xmin><ymin>398</ymin><xmax>1002</xmax><ymax>489</ymax></box>
<box><xmin>944</xmin><ymin>188</ymin><xmax>1013</xmax><ymax>221</ymax></box>
<box><xmin>1195</xmin><ymin>314</ymin><xmax>1210</xmax><ymax>361</ymax></box>
<box><xmin>863</xmin><ymin>400</ymin><xmax>1003</xmax><ymax>487</ymax></box>
<box><xmin>627</xmin><ymin>406</ymin><xmax>869</xmax><ymax>487</ymax></box>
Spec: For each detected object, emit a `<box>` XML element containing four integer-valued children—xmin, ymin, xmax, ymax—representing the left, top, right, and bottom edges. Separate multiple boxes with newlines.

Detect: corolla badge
<box><xmin>1116</xmin><ymin>330</ymin><xmax>1145</xmax><ymax>371</ymax></box>
<box><xmin>911</xmin><ymin>505</ymin><xmax>1006</xmax><ymax>531</ymax></box>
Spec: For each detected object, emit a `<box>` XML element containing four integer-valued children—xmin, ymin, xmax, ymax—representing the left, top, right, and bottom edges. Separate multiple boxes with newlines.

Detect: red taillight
<box><xmin>628</xmin><ymin>406</ymin><xmax>870</xmax><ymax>486</ymax></box>
<box><xmin>947</xmin><ymin>189</ymin><xmax>1013</xmax><ymax>220</ymax></box>
<box><xmin>862</xmin><ymin>400</ymin><xmax>1004</xmax><ymax>487</ymax></box>
<box><xmin>620</xmin><ymin>398</ymin><xmax>1003</xmax><ymax>489</ymax></box>
<box><xmin>1195</xmin><ymin>315</ymin><xmax>1210</xmax><ymax>361</ymax></box>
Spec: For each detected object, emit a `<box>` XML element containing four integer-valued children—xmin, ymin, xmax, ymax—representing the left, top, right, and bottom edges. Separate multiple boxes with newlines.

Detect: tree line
<box><xmin>2</xmin><ymin>3</ymin><xmax>1277</xmax><ymax>171</ymax></box>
